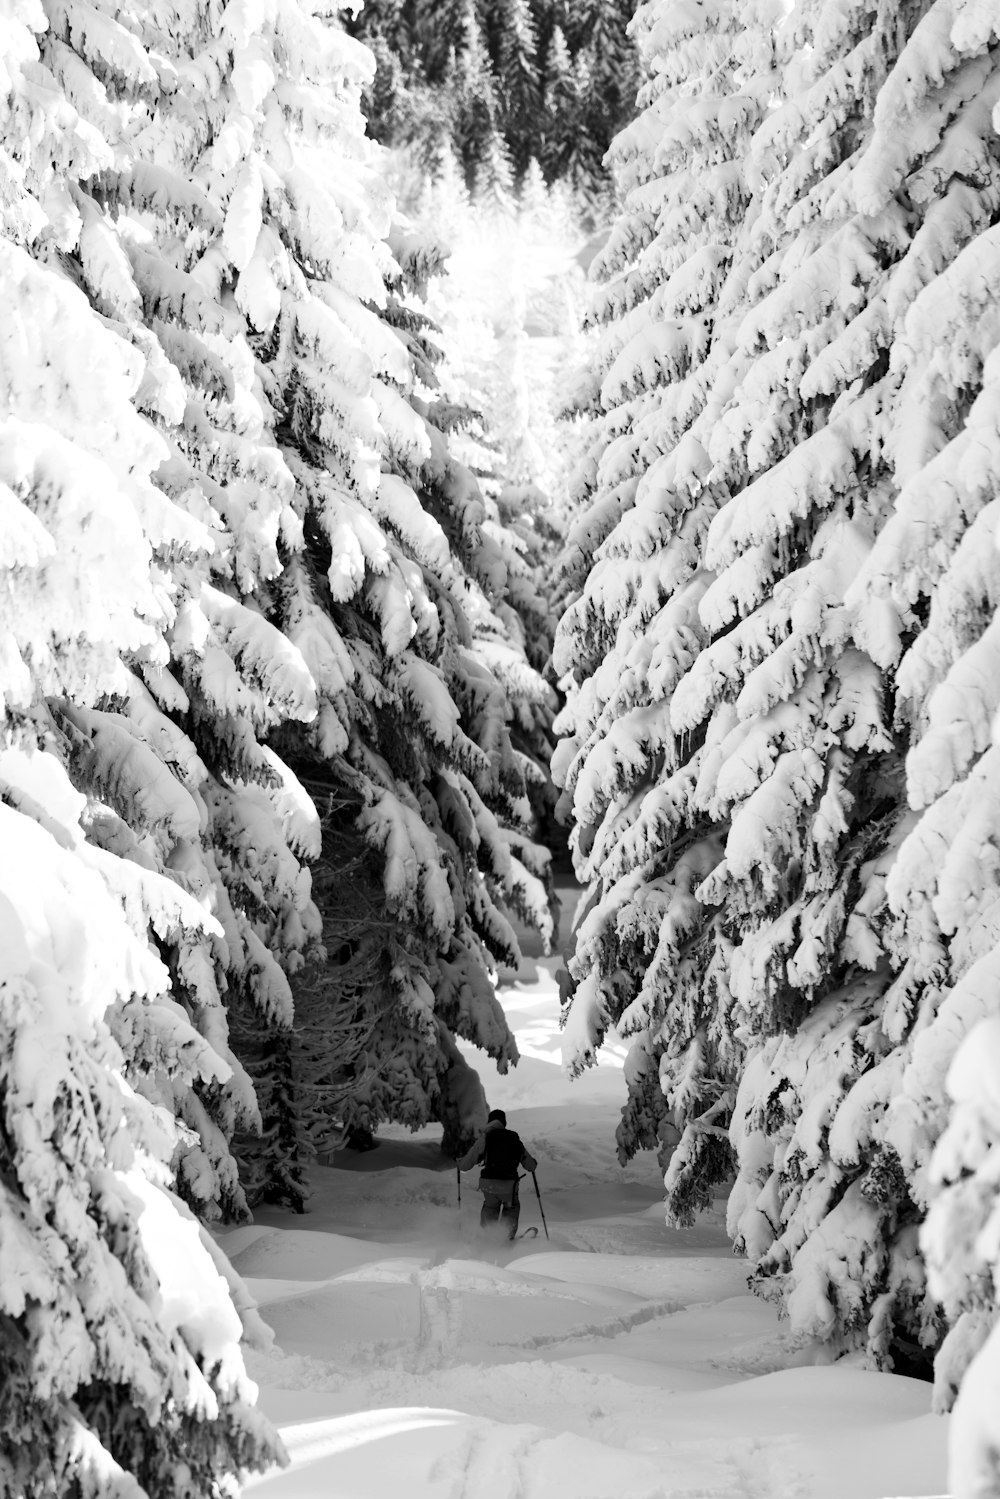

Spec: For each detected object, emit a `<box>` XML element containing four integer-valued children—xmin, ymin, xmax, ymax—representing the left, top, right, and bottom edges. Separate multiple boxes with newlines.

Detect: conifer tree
<box><xmin>64</xmin><ymin>0</ymin><xmax>383</xmax><ymax>1216</ymax></box>
<box><xmin>453</xmin><ymin>2</ymin><xmax>505</xmax><ymax>187</ymax></box>
<box><xmin>554</xmin><ymin>0</ymin><xmax>1000</xmax><ymax>1381</ymax></box>
<box><xmin>412</xmin><ymin>0</ymin><xmax>469</xmax><ymax>84</ymax></box>
<box><xmin>474</xmin><ymin>131</ymin><xmax>518</xmax><ymax>217</ymax></box>
<box><xmin>722</xmin><ymin>0</ymin><xmax>1000</xmax><ymax>1376</ymax></box>
<box><xmin>363</xmin><ymin>29</ymin><xmax>415</xmax><ymax>146</ymax></box>
<box><xmin>0</xmin><ymin>3</ymin><xmax>292</xmax><ymax>1486</ymax></box>
<box><xmin>2</xmin><ymin>0</ymin><xmax>559</xmax><ymax>1483</ymax></box>
<box><xmin>575</xmin><ymin>0</ymin><xmax>640</xmax><ymax>202</ymax></box>
<box><xmin>496</xmin><ymin>0</ymin><xmax>542</xmax><ymax>176</ymax></box>
<box><xmin>555</xmin><ymin>0</ymin><xmax>770</xmax><ymax>1196</ymax></box>
<box><xmin>925</xmin><ymin>1017</ymin><xmax>1000</xmax><ymax>1493</ymax></box>
<box><xmin>540</xmin><ymin>26</ymin><xmax>579</xmax><ymax>184</ymax></box>
<box><xmin>247</xmin><ymin>198</ymin><xmax>559</xmax><ymax>1167</ymax></box>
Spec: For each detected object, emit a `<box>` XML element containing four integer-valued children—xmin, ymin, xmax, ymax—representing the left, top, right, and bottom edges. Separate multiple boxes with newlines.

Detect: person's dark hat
<box><xmin>487</xmin><ymin>1108</ymin><xmax>506</xmax><ymax>1125</ymax></box>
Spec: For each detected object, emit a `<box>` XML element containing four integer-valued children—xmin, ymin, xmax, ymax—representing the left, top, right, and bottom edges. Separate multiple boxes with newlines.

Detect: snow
<box><xmin>225</xmin><ymin>881</ymin><xmax>948</xmax><ymax>1499</ymax></box>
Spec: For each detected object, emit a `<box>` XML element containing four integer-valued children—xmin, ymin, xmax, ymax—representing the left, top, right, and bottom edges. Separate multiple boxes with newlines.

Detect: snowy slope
<box><xmin>226</xmin><ymin>884</ymin><xmax>948</xmax><ymax>1499</ymax></box>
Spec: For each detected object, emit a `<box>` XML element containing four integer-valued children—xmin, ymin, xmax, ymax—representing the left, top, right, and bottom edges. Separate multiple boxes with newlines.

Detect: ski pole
<box><xmin>457</xmin><ymin>1165</ymin><xmax>461</xmax><ymax>1208</ymax></box>
<box><xmin>531</xmin><ymin>1171</ymin><xmax>549</xmax><ymax>1240</ymax></box>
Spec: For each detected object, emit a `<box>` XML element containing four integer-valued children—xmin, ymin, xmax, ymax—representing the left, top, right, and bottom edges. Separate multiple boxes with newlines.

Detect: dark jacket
<box><xmin>458</xmin><ymin>1119</ymin><xmax>537</xmax><ymax>1182</ymax></box>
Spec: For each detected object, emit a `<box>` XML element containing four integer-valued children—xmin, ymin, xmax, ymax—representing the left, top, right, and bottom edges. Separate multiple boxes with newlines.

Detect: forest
<box><xmin>2</xmin><ymin>0</ymin><xmax>1000</xmax><ymax>1495</ymax></box>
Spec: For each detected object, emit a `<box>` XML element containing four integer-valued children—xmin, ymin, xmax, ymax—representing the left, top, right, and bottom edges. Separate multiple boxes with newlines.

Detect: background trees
<box><xmin>345</xmin><ymin>0</ymin><xmax>640</xmax><ymax>207</ymax></box>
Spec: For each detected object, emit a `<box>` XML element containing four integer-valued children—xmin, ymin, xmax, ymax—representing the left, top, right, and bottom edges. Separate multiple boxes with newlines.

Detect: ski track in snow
<box><xmin>232</xmin><ymin>883</ymin><xmax>949</xmax><ymax>1498</ymax></box>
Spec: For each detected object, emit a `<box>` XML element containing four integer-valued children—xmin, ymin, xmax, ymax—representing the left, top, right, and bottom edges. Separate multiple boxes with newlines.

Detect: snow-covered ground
<box><xmin>225</xmin><ymin>883</ymin><xmax>949</xmax><ymax>1498</ymax></box>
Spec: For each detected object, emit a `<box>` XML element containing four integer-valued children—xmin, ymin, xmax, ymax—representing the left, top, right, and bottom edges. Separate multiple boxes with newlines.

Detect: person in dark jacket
<box><xmin>458</xmin><ymin>1108</ymin><xmax>538</xmax><ymax>1241</ymax></box>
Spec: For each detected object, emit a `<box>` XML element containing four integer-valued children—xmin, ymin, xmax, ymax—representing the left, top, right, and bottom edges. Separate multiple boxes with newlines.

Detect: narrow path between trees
<box><xmin>226</xmin><ymin>878</ymin><xmax>948</xmax><ymax>1499</ymax></box>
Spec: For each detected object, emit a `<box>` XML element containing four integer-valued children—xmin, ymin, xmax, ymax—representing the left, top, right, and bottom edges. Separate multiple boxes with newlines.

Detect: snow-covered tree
<box><xmin>0</xmin><ymin>774</ymin><xmax>282</xmax><ymax>1497</ymax></box>
<box><xmin>238</xmin><ymin>188</ymin><xmax>558</xmax><ymax>1164</ymax></box>
<box><xmin>837</xmin><ymin>1</ymin><xmax>1000</xmax><ymax>1396</ymax></box>
<box><xmin>554</xmin><ymin>0</ymin><xmax>1000</xmax><ymax>1379</ymax></box>
<box><xmin>23</xmin><ymin>0</ymin><xmax>354</xmax><ymax>1224</ymax></box>
<box><xmin>1</xmin><ymin>8</ymin><xmax>286</xmax><ymax>1485</ymax></box>
<box><xmin>728</xmin><ymin>0</ymin><xmax>1000</xmax><ymax>1375</ymax></box>
<box><xmin>555</xmin><ymin>0</ymin><xmax>773</xmax><ymax>1198</ymax></box>
<box><xmin>1</xmin><ymin>0</ymin><xmax>559</xmax><ymax>1481</ymax></box>
<box><xmin>925</xmin><ymin>1017</ymin><xmax>1000</xmax><ymax>1494</ymax></box>
<box><xmin>406</xmin><ymin>173</ymin><xmax>584</xmax><ymax>846</ymax></box>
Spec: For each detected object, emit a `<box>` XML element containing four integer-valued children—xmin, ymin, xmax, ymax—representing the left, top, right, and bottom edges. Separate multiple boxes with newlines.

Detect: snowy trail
<box><xmin>228</xmin><ymin>884</ymin><xmax>949</xmax><ymax>1498</ymax></box>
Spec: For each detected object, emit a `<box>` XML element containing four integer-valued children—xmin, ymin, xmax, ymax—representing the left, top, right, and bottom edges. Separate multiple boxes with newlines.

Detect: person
<box><xmin>458</xmin><ymin>1108</ymin><xmax>538</xmax><ymax>1241</ymax></box>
